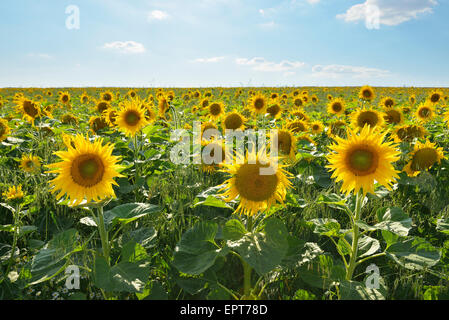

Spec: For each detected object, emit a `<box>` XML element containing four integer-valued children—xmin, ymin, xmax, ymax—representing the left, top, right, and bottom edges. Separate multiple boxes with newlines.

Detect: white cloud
<box><xmin>236</xmin><ymin>57</ymin><xmax>305</xmax><ymax>72</ymax></box>
<box><xmin>148</xmin><ymin>10</ymin><xmax>170</xmax><ymax>21</ymax></box>
<box><xmin>337</xmin><ymin>0</ymin><xmax>437</xmax><ymax>26</ymax></box>
<box><xmin>193</xmin><ymin>57</ymin><xmax>225</xmax><ymax>63</ymax></box>
<box><xmin>307</xmin><ymin>0</ymin><xmax>320</xmax><ymax>4</ymax></box>
<box><xmin>312</xmin><ymin>64</ymin><xmax>390</xmax><ymax>78</ymax></box>
<box><xmin>103</xmin><ymin>41</ymin><xmax>146</xmax><ymax>54</ymax></box>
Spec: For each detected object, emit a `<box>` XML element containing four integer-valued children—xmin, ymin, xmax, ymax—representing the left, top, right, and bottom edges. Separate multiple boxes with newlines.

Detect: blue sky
<box><xmin>0</xmin><ymin>0</ymin><xmax>448</xmax><ymax>87</ymax></box>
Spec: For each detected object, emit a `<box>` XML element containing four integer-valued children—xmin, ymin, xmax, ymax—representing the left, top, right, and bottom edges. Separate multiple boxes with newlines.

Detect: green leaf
<box><xmin>121</xmin><ymin>241</ymin><xmax>148</xmax><ymax>263</ymax></box>
<box><xmin>227</xmin><ymin>218</ymin><xmax>288</xmax><ymax>275</ymax></box>
<box><xmin>173</xmin><ymin>222</ymin><xmax>220</xmax><ymax>275</ymax></box>
<box><xmin>436</xmin><ymin>218</ymin><xmax>449</xmax><ymax>235</ymax></box>
<box><xmin>375</xmin><ymin>207</ymin><xmax>412</xmax><ymax>237</ymax></box>
<box><xmin>386</xmin><ymin>237</ymin><xmax>441</xmax><ymax>270</ymax></box>
<box><xmin>193</xmin><ymin>196</ymin><xmax>233</xmax><ymax>209</ymax></box>
<box><xmin>223</xmin><ymin>219</ymin><xmax>247</xmax><ymax>241</ymax></box>
<box><xmin>310</xmin><ymin>218</ymin><xmax>342</xmax><ymax>237</ymax></box>
<box><xmin>93</xmin><ymin>256</ymin><xmax>115</xmax><ymax>292</ymax></box>
<box><xmin>339</xmin><ymin>280</ymin><xmax>386</xmax><ymax>300</ymax></box>
<box><xmin>104</xmin><ymin>203</ymin><xmax>161</xmax><ymax>230</ymax></box>
<box><xmin>315</xmin><ymin>193</ymin><xmax>347</xmax><ymax>211</ymax></box>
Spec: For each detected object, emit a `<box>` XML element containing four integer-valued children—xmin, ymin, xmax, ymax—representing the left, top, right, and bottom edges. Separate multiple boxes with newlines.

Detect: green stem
<box><xmin>346</xmin><ymin>192</ymin><xmax>363</xmax><ymax>281</ymax></box>
<box><xmin>242</xmin><ymin>260</ymin><xmax>252</xmax><ymax>297</ymax></box>
<box><xmin>96</xmin><ymin>206</ymin><xmax>110</xmax><ymax>265</ymax></box>
<box><xmin>5</xmin><ymin>206</ymin><xmax>20</xmax><ymax>278</ymax></box>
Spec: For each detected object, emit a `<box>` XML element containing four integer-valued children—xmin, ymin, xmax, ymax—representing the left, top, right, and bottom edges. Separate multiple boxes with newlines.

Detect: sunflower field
<box><xmin>1</xmin><ymin>86</ymin><xmax>449</xmax><ymax>301</ymax></box>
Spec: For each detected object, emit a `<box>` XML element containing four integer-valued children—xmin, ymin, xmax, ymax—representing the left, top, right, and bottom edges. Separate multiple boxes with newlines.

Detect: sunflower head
<box><xmin>327</xmin><ymin>98</ymin><xmax>346</xmax><ymax>116</ymax></box>
<box><xmin>287</xmin><ymin>120</ymin><xmax>308</xmax><ymax>133</ymax></box>
<box><xmin>404</xmin><ymin>140</ymin><xmax>445</xmax><ymax>176</ymax></box>
<box><xmin>290</xmin><ymin>109</ymin><xmax>309</xmax><ymax>121</ymax></box>
<box><xmin>116</xmin><ymin>99</ymin><xmax>149</xmax><ymax>137</ymax></box>
<box><xmin>248</xmin><ymin>93</ymin><xmax>267</xmax><ymax>115</ymax></box>
<box><xmin>415</xmin><ymin>103</ymin><xmax>435</xmax><ymax>122</ymax></box>
<box><xmin>219</xmin><ymin>149</ymin><xmax>293</xmax><ymax>216</ymax></box>
<box><xmin>223</xmin><ymin>111</ymin><xmax>246</xmax><ymax>131</ymax></box>
<box><xmin>266</xmin><ymin>103</ymin><xmax>282</xmax><ymax>118</ymax></box>
<box><xmin>89</xmin><ymin>116</ymin><xmax>109</xmax><ymax>133</ymax></box>
<box><xmin>15</xmin><ymin>97</ymin><xmax>41</xmax><ymax>123</ymax></box>
<box><xmin>19</xmin><ymin>154</ymin><xmax>41</xmax><ymax>174</ymax></box>
<box><xmin>351</xmin><ymin>109</ymin><xmax>384</xmax><ymax>130</ymax></box>
<box><xmin>102</xmin><ymin>108</ymin><xmax>118</xmax><ymax>127</ymax></box>
<box><xmin>271</xmin><ymin>129</ymin><xmax>296</xmax><ymax>162</ymax></box>
<box><xmin>310</xmin><ymin>121</ymin><xmax>324</xmax><ymax>135</ymax></box>
<box><xmin>3</xmin><ymin>185</ymin><xmax>24</xmax><ymax>201</ymax></box>
<box><xmin>383</xmin><ymin>108</ymin><xmax>403</xmax><ymax>125</ymax></box>
<box><xmin>101</xmin><ymin>91</ymin><xmax>114</xmax><ymax>103</ymax></box>
<box><xmin>359</xmin><ymin>86</ymin><xmax>375</xmax><ymax>101</ymax></box>
<box><xmin>380</xmin><ymin>97</ymin><xmax>395</xmax><ymax>110</ymax></box>
<box><xmin>0</xmin><ymin>118</ymin><xmax>11</xmax><ymax>142</ymax></box>
<box><xmin>327</xmin><ymin>125</ymin><xmax>400</xmax><ymax>195</ymax></box>
<box><xmin>428</xmin><ymin>90</ymin><xmax>443</xmax><ymax>105</ymax></box>
<box><xmin>208</xmin><ymin>101</ymin><xmax>224</xmax><ymax>120</ymax></box>
<box><xmin>59</xmin><ymin>92</ymin><xmax>71</xmax><ymax>105</ymax></box>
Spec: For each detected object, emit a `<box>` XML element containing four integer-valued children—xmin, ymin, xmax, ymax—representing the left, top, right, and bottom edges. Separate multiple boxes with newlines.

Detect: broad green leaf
<box><xmin>339</xmin><ymin>280</ymin><xmax>386</xmax><ymax>300</ymax></box>
<box><xmin>436</xmin><ymin>218</ymin><xmax>449</xmax><ymax>235</ymax></box>
<box><xmin>223</xmin><ymin>219</ymin><xmax>247</xmax><ymax>241</ymax></box>
<box><xmin>193</xmin><ymin>196</ymin><xmax>233</xmax><ymax>209</ymax></box>
<box><xmin>121</xmin><ymin>241</ymin><xmax>148</xmax><ymax>263</ymax></box>
<box><xmin>386</xmin><ymin>237</ymin><xmax>441</xmax><ymax>270</ymax></box>
<box><xmin>310</xmin><ymin>218</ymin><xmax>342</xmax><ymax>237</ymax></box>
<box><xmin>111</xmin><ymin>261</ymin><xmax>150</xmax><ymax>293</ymax></box>
<box><xmin>173</xmin><ymin>222</ymin><xmax>220</xmax><ymax>275</ymax></box>
<box><xmin>227</xmin><ymin>218</ymin><xmax>288</xmax><ymax>275</ymax></box>
<box><xmin>104</xmin><ymin>203</ymin><xmax>161</xmax><ymax>230</ymax></box>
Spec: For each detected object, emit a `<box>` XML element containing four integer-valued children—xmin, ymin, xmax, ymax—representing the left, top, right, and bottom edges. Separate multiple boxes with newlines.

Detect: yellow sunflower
<box><xmin>327</xmin><ymin>125</ymin><xmax>400</xmax><ymax>196</ymax></box>
<box><xmin>3</xmin><ymin>185</ymin><xmax>24</xmax><ymax>201</ymax></box>
<box><xmin>89</xmin><ymin>116</ymin><xmax>109</xmax><ymax>133</ymax></box>
<box><xmin>351</xmin><ymin>108</ymin><xmax>384</xmax><ymax>130</ymax></box>
<box><xmin>116</xmin><ymin>99</ymin><xmax>149</xmax><ymax>137</ymax></box>
<box><xmin>394</xmin><ymin>125</ymin><xmax>426</xmax><ymax>143</ymax></box>
<box><xmin>59</xmin><ymin>92</ymin><xmax>71</xmax><ymax>105</ymax></box>
<box><xmin>310</xmin><ymin>121</ymin><xmax>324</xmax><ymax>135</ymax></box>
<box><xmin>102</xmin><ymin>108</ymin><xmax>118</xmax><ymax>127</ymax></box>
<box><xmin>327</xmin><ymin>98</ymin><xmax>346</xmax><ymax>116</ymax></box>
<box><xmin>359</xmin><ymin>86</ymin><xmax>375</xmax><ymax>102</ymax></box>
<box><xmin>0</xmin><ymin>118</ymin><xmax>11</xmax><ymax>142</ymax></box>
<box><xmin>287</xmin><ymin>120</ymin><xmax>308</xmax><ymax>133</ymax></box>
<box><xmin>95</xmin><ymin>100</ymin><xmax>110</xmax><ymax>114</ymax></box>
<box><xmin>290</xmin><ymin>109</ymin><xmax>309</xmax><ymax>121</ymax></box>
<box><xmin>219</xmin><ymin>149</ymin><xmax>293</xmax><ymax>216</ymax></box>
<box><xmin>266</xmin><ymin>103</ymin><xmax>283</xmax><ymax>119</ymax></box>
<box><xmin>415</xmin><ymin>103</ymin><xmax>435</xmax><ymax>123</ymax></box>
<box><xmin>19</xmin><ymin>154</ymin><xmax>41</xmax><ymax>173</ymax></box>
<box><xmin>248</xmin><ymin>93</ymin><xmax>268</xmax><ymax>115</ymax></box>
<box><xmin>201</xmin><ymin>140</ymin><xmax>227</xmax><ymax>174</ymax></box>
<box><xmin>47</xmin><ymin>135</ymin><xmax>123</xmax><ymax>206</ymax></box>
<box><xmin>157</xmin><ymin>96</ymin><xmax>170</xmax><ymax>117</ymax></box>
<box><xmin>380</xmin><ymin>97</ymin><xmax>395</xmax><ymax>110</ymax></box>
<box><xmin>100</xmin><ymin>91</ymin><xmax>114</xmax><ymax>103</ymax></box>
<box><xmin>222</xmin><ymin>111</ymin><xmax>246</xmax><ymax>131</ymax></box>
<box><xmin>208</xmin><ymin>101</ymin><xmax>225</xmax><ymax>121</ymax></box>
<box><xmin>292</xmin><ymin>97</ymin><xmax>304</xmax><ymax>108</ymax></box>
<box><xmin>80</xmin><ymin>93</ymin><xmax>90</xmax><ymax>104</ymax></box>
<box><xmin>403</xmin><ymin>140</ymin><xmax>445</xmax><ymax>177</ymax></box>
<box><xmin>383</xmin><ymin>108</ymin><xmax>404</xmax><ymax>125</ymax></box>
<box><xmin>270</xmin><ymin>129</ymin><xmax>297</xmax><ymax>162</ymax></box>
<box><xmin>428</xmin><ymin>90</ymin><xmax>443</xmax><ymax>105</ymax></box>
<box><xmin>15</xmin><ymin>97</ymin><xmax>41</xmax><ymax>123</ymax></box>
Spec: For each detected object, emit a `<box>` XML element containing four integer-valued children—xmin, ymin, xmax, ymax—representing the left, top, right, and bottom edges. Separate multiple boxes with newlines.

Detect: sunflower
<box><xmin>145</xmin><ymin>106</ymin><xmax>157</xmax><ymax>124</ymax></box>
<box><xmin>311</xmin><ymin>95</ymin><xmax>319</xmax><ymax>104</ymax></box>
<box><xmin>292</xmin><ymin>97</ymin><xmax>304</xmax><ymax>108</ymax></box>
<box><xmin>270</xmin><ymin>129</ymin><xmax>296</xmax><ymax>161</ymax></box>
<box><xmin>359</xmin><ymin>86</ymin><xmax>375</xmax><ymax>102</ymax></box>
<box><xmin>428</xmin><ymin>90</ymin><xmax>443</xmax><ymax>105</ymax></box>
<box><xmin>47</xmin><ymin>135</ymin><xmax>123</xmax><ymax>206</ymax></box>
<box><xmin>394</xmin><ymin>125</ymin><xmax>426</xmax><ymax>143</ymax></box>
<box><xmin>310</xmin><ymin>121</ymin><xmax>324</xmax><ymax>135</ymax></box>
<box><xmin>157</xmin><ymin>96</ymin><xmax>170</xmax><ymax>117</ymax></box>
<box><xmin>287</xmin><ymin>120</ymin><xmax>308</xmax><ymax>133</ymax></box>
<box><xmin>95</xmin><ymin>100</ymin><xmax>110</xmax><ymax>114</ymax></box>
<box><xmin>80</xmin><ymin>93</ymin><xmax>90</xmax><ymax>104</ymax></box>
<box><xmin>415</xmin><ymin>103</ymin><xmax>435</xmax><ymax>123</ymax></box>
<box><xmin>128</xmin><ymin>90</ymin><xmax>138</xmax><ymax>99</ymax></box>
<box><xmin>201</xmin><ymin>140</ymin><xmax>226</xmax><ymax>174</ymax></box>
<box><xmin>380</xmin><ymin>97</ymin><xmax>395</xmax><ymax>110</ymax></box>
<box><xmin>383</xmin><ymin>108</ymin><xmax>403</xmax><ymax>125</ymax></box>
<box><xmin>327</xmin><ymin>125</ymin><xmax>400</xmax><ymax>195</ymax></box>
<box><xmin>327</xmin><ymin>94</ymin><xmax>333</xmax><ymax>101</ymax></box>
<box><xmin>100</xmin><ymin>91</ymin><xmax>114</xmax><ymax>103</ymax></box>
<box><xmin>102</xmin><ymin>108</ymin><xmax>118</xmax><ymax>127</ymax></box>
<box><xmin>351</xmin><ymin>108</ymin><xmax>384</xmax><ymax>130</ymax></box>
<box><xmin>89</xmin><ymin>116</ymin><xmax>109</xmax><ymax>133</ymax></box>
<box><xmin>248</xmin><ymin>93</ymin><xmax>267</xmax><ymax>115</ymax></box>
<box><xmin>327</xmin><ymin>98</ymin><xmax>346</xmax><ymax>116</ymax></box>
<box><xmin>219</xmin><ymin>149</ymin><xmax>293</xmax><ymax>216</ymax></box>
<box><xmin>15</xmin><ymin>97</ymin><xmax>41</xmax><ymax>123</ymax></box>
<box><xmin>403</xmin><ymin>140</ymin><xmax>445</xmax><ymax>177</ymax></box>
<box><xmin>208</xmin><ymin>101</ymin><xmax>225</xmax><ymax>121</ymax></box>
<box><xmin>200</xmin><ymin>98</ymin><xmax>210</xmax><ymax>110</ymax></box>
<box><xmin>59</xmin><ymin>92</ymin><xmax>71</xmax><ymax>105</ymax></box>
<box><xmin>19</xmin><ymin>154</ymin><xmax>41</xmax><ymax>173</ymax></box>
<box><xmin>3</xmin><ymin>185</ymin><xmax>24</xmax><ymax>201</ymax></box>
<box><xmin>116</xmin><ymin>99</ymin><xmax>149</xmax><ymax>137</ymax></box>
<box><xmin>223</xmin><ymin>111</ymin><xmax>246</xmax><ymax>131</ymax></box>
<box><xmin>409</xmin><ymin>95</ymin><xmax>416</xmax><ymax>105</ymax></box>
<box><xmin>201</xmin><ymin>122</ymin><xmax>219</xmax><ymax>141</ymax></box>
<box><xmin>61</xmin><ymin>113</ymin><xmax>78</xmax><ymax>125</ymax></box>
<box><xmin>290</xmin><ymin>109</ymin><xmax>309</xmax><ymax>121</ymax></box>
<box><xmin>0</xmin><ymin>118</ymin><xmax>11</xmax><ymax>142</ymax></box>
<box><xmin>266</xmin><ymin>103</ymin><xmax>282</xmax><ymax>118</ymax></box>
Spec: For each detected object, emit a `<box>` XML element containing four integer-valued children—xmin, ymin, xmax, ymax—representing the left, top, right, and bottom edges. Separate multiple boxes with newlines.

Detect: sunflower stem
<box><xmin>5</xmin><ymin>204</ymin><xmax>21</xmax><ymax>279</ymax></box>
<box><xmin>96</xmin><ymin>206</ymin><xmax>110</xmax><ymax>265</ymax></box>
<box><xmin>346</xmin><ymin>191</ymin><xmax>363</xmax><ymax>281</ymax></box>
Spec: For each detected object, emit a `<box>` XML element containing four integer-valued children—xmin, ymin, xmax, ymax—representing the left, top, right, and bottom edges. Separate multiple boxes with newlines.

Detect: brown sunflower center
<box><xmin>254</xmin><ymin>98</ymin><xmax>265</xmax><ymax>110</ymax></box>
<box><xmin>347</xmin><ymin>147</ymin><xmax>378</xmax><ymax>176</ymax></box>
<box><xmin>23</xmin><ymin>100</ymin><xmax>39</xmax><ymax>118</ymax></box>
<box><xmin>385</xmin><ymin>99</ymin><xmax>394</xmax><ymax>108</ymax></box>
<box><xmin>235</xmin><ymin>163</ymin><xmax>279</xmax><ymax>202</ymax></box>
<box><xmin>362</xmin><ymin>89</ymin><xmax>372</xmax><ymax>99</ymax></box>
<box><xmin>97</xmin><ymin>102</ymin><xmax>109</xmax><ymax>114</ymax></box>
<box><xmin>431</xmin><ymin>94</ymin><xmax>440</xmax><ymax>103</ymax></box>
<box><xmin>224</xmin><ymin>113</ymin><xmax>243</xmax><ymax>130</ymax></box>
<box><xmin>124</xmin><ymin>110</ymin><xmax>141</xmax><ymax>126</ymax></box>
<box><xmin>209</xmin><ymin>103</ymin><xmax>222</xmax><ymax>116</ymax></box>
<box><xmin>418</xmin><ymin>107</ymin><xmax>431</xmax><ymax>118</ymax></box>
<box><xmin>294</xmin><ymin>98</ymin><xmax>303</xmax><ymax>107</ymax></box>
<box><xmin>62</xmin><ymin>95</ymin><xmax>69</xmax><ymax>103</ymax></box>
<box><xmin>267</xmin><ymin>104</ymin><xmax>281</xmax><ymax>117</ymax></box>
<box><xmin>332</xmin><ymin>102</ymin><xmax>342</xmax><ymax>113</ymax></box>
<box><xmin>384</xmin><ymin>110</ymin><xmax>402</xmax><ymax>124</ymax></box>
<box><xmin>71</xmin><ymin>154</ymin><xmax>105</xmax><ymax>187</ymax></box>
<box><xmin>103</xmin><ymin>93</ymin><xmax>112</xmax><ymax>101</ymax></box>
<box><xmin>277</xmin><ymin>131</ymin><xmax>292</xmax><ymax>155</ymax></box>
<box><xmin>288</xmin><ymin>121</ymin><xmax>307</xmax><ymax>133</ymax></box>
<box><xmin>357</xmin><ymin>111</ymin><xmax>379</xmax><ymax>128</ymax></box>
<box><xmin>411</xmin><ymin>148</ymin><xmax>438</xmax><ymax>171</ymax></box>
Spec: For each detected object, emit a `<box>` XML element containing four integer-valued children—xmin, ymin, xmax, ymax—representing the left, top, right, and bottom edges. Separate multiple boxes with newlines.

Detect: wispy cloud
<box><xmin>193</xmin><ymin>57</ymin><xmax>225</xmax><ymax>63</ymax></box>
<box><xmin>236</xmin><ymin>57</ymin><xmax>305</xmax><ymax>72</ymax></box>
<box><xmin>147</xmin><ymin>10</ymin><xmax>170</xmax><ymax>22</ymax></box>
<box><xmin>103</xmin><ymin>41</ymin><xmax>146</xmax><ymax>54</ymax></box>
<box><xmin>337</xmin><ymin>0</ymin><xmax>438</xmax><ymax>26</ymax></box>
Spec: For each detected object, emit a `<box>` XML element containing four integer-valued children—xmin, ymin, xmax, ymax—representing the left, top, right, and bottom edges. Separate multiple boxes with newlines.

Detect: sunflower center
<box><xmin>332</xmin><ymin>103</ymin><xmax>342</xmax><ymax>112</ymax></box>
<box><xmin>97</xmin><ymin>102</ymin><xmax>109</xmax><ymax>114</ymax></box>
<box><xmin>362</xmin><ymin>90</ymin><xmax>372</xmax><ymax>99</ymax></box>
<box><xmin>71</xmin><ymin>154</ymin><xmax>105</xmax><ymax>187</ymax></box>
<box><xmin>431</xmin><ymin>94</ymin><xmax>440</xmax><ymax>103</ymax></box>
<box><xmin>103</xmin><ymin>93</ymin><xmax>112</xmax><ymax>101</ymax></box>
<box><xmin>62</xmin><ymin>95</ymin><xmax>69</xmax><ymax>103</ymax></box>
<box><xmin>347</xmin><ymin>148</ymin><xmax>378</xmax><ymax>176</ymax></box>
<box><xmin>225</xmin><ymin>113</ymin><xmax>243</xmax><ymax>130</ymax></box>
<box><xmin>357</xmin><ymin>111</ymin><xmax>379</xmax><ymax>128</ymax></box>
<box><xmin>209</xmin><ymin>103</ymin><xmax>221</xmax><ymax>116</ymax></box>
<box><xmin>385</xmin><ymin>110</ymin><xmax>401</xmax><ymax>124</ymax></box>
<box><xmin>411</xmin><ymin>148</ymin><xmax>438</xmax><ymax>171</ymax></box>
<box><xmin>254</xmin><ymin>98</ymin><xmax>265</xmax><ymax>110</ymax></box>
<box><xmin>23</xmin><ymin>100</ymin><xmax>39</xmax><ymax>117</ymax></box>
<box><xmin>235</xmin><ymin>163</ymin><xmax>279</xmax><ymax>202</ymax></box>
<box><xmin>385</xmin><ymin>99</ymin><xmax>394</xmax><ymax>108</ymax></box>
<box><xmin>124</xmin><ymin>111</ymin><xmax>141</xmax><ymax>126</ymax></box>
<box><xmin>267</xmin><ymin>104</ymin><xmax>281</xmax><ymax>116</ymax></box>
<box><xmin>277</xmin><ymin>131</ymin><xmax>292</xmax><ymax>154</ymax></box>
<box><xmin>419</xmin><ymin>107</ymin><xmax>431</xmax><ymax>118</ymax></box>
<box><xmin>294</xmin><ymin>99</ymin><xmax>303</xmax><ymax>107</ymax></box>
<box><xmin>25</xmin><ymin>160</ymin><xmax>34</xmax><ymax>168</ymax></box>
